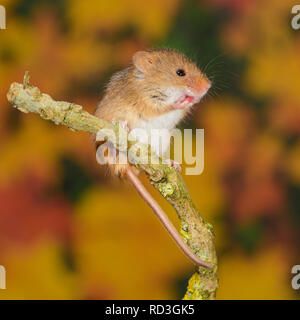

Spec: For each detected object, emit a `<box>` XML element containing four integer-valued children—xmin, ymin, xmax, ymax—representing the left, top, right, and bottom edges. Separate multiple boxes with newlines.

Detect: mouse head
<box><xmin>132</xmin><ymin>49</ymin><xmax>211</xmax><ymax>110</ymax></box>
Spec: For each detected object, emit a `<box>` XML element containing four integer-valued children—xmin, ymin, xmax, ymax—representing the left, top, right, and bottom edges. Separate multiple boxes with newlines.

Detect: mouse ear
<box><xmin>132</xmin><ymin>51</ymin><xmax>155</xmax><ymax>72</ymax></box>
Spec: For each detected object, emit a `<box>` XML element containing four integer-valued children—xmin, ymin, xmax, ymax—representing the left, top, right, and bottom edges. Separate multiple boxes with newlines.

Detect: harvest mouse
<box><xmin>94</xmin><ymin>49</ymin><xmax>211</xmax><ymax>268</ymax></box>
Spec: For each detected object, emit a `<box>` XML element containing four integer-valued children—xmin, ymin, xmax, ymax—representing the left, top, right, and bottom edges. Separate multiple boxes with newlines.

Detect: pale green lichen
<box><xmin>180</xmin><ymin>220</ymin><xmax>191</xmax><ymax>243</ymax></box>
<box><xmin>183</xmin><ymin>272</ymin><xmax>215</xmax><ymax>300</ymax></box>
<box><xmin>204</xmin><ymin>221</ymin><xmax>214</xmax><ymax>234</ymax></box>
<box><xmin>157</xmin><ymin>182</ymin><xmax>174</xmax><ymax>197</ymax></box>
<box><xmin>199</xmin><ymin>265</ymin><xmax>215</xmax><ymax>277</ymax></box>
<box><xmin>190</xmin><ymin>244</ymin><xmax>210</xmax><ymax>264</ymax></box>
<box><xmin>183</xmin><ymin>272</ymin><xmax>205</xmax><ymax>300</ymax></box>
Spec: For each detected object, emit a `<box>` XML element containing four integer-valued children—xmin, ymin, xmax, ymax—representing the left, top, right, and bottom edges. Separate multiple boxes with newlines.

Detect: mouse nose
<box><xmin>188</xmin><ymin>76</ymin><xmax>211</xmax><ymax>95</ymax></box>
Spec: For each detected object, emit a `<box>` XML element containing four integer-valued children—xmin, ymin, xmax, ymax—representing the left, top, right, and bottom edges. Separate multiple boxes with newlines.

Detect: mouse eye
<box><xmin>176</xmin><ymin>69</ymin><xmax>186</xmax><ymax>77</ymax></box>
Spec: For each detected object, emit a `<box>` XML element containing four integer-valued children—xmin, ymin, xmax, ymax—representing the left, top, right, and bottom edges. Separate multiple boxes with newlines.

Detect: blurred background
<box><xmin>0</xmin><ymin>0</ymin><xmax>299</xmax><ymax>299</ymax></box>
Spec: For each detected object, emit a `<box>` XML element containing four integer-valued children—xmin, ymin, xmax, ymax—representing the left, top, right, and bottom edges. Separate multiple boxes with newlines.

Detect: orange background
<box><xmin>0</xmin><ymin>0</ymin><xmax>299</xmax><ymax>299</ymax></box>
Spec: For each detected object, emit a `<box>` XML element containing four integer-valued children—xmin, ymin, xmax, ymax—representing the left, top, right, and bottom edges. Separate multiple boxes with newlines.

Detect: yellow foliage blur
<box><xmin>0</xmin><ymin>0</ymin><xmax>299</xmax><ymax>300</ymax></box>
<box><xmin>218</xmin><ymin>247</ymin><xmax>297</xmax><ymax>300</ymax></box>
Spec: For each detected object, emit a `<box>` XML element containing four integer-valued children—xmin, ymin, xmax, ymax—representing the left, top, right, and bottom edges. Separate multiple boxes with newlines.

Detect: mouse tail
<box><xmin>126</xmin><ymin>167</ymin><xmax>212</xmax><ymax>269</ymax></box>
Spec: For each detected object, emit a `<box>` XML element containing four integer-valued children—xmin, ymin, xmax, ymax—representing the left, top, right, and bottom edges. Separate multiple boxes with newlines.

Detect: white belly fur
<box><xmin>143</xmin><ymin>109</ymin><xmax>184</xmax><ymax>130</ymax></box>
<box><xmin>131</xmin><ymin>110</ymin><xmax>183</xmax><ymax>157</ymax></box>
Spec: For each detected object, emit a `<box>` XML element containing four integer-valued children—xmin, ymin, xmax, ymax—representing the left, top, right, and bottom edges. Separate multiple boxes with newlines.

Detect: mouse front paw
<box><xmin>163</xmin><ymin>159</ymin><xmax>182</xmax><ymax>172</ymax></box>
<box><xmin>118</xmin><ymin>121</ymin><xmax>130</xmax><ymax>133</ymax></box>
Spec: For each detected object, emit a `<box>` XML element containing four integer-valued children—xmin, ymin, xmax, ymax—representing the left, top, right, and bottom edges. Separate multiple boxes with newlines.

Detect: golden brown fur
<box><xmin>94</xmin><ymin>49</ymin><xmax>211</xmax><ymax>176</ymax></box>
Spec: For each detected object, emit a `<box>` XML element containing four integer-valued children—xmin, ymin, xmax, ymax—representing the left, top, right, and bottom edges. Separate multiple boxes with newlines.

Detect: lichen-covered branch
<box><xmin>7</xmin><ymin>72</ymin><xmax>218</xmax><ymax>300</ymax></box>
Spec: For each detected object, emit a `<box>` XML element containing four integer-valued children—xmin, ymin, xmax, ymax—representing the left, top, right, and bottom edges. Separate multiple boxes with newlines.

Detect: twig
<box><xmin>7</xmin><ymin>72</ymin><xmax>218</xmax><ymax>300</ymax></box>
